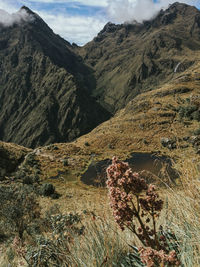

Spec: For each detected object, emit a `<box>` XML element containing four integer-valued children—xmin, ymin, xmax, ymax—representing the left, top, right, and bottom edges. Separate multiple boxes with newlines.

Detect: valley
<box><xmin>0</xmin><ymin>2</ymin><xmax>200</xmax><ymax>266</ymax></box>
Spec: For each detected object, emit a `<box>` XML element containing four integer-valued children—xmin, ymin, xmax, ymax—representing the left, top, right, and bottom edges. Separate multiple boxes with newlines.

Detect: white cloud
<box><xmin>107</xmin><ymin>0</ymin><xmax>199</xmax><ymax>23</ymax></box>
<box><xmin>0</xmin><ymin>8</ymin><xmax>33</xmax><ymax>27</ymax></box>
<box><xmin>20</xmin><ymin>0</ymin><xmax>109</xmax><ymax>7</ymax></box>
<box><xmin>39</xmin><ymin>11</ymin><xmax>107</xmax><ymax>45</ymax></box>
<box><xmin>0</xmin><ymin>0</ymin><xmax>107</xmax><ymax>45</ymax></box>
<box><xmin>0</xmin><ymin>0</ymin><xmax>19</xmax><ymax>13</ymax></box>
<box><xmin>0</xmin><ymin>0</ymin><xmax>199</xmax><ymax>45</ymax></box>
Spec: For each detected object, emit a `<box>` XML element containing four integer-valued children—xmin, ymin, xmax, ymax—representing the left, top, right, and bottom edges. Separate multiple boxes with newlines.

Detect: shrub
<box><xmin>193</xmin><ymin>128</ymin><xmax>200</xmax><ymax>136</ymax></box>
<box><xmin>63</xmin><ymin>159</ymin><xmax>68</xmax><ymax>166</ymax></box>
<box><xmin>40</xmin><ymin>183</ymin><xmax>55</xmax><ymax>197</ymax></box>
<box><xmin>14</xmin><ymin>169</ymin><xmax>26</xmax><ymax>179</ymax></box>
<box><xmin>24</xmin><ymin>153</ymin><xmax>38</xmax><ymax>167</ymax></box>
<box><xmin>192</xmin><ymin>110</ymin><xmax>200</xmax><ymax>121</ymax></box>
<box><xmin>25</xmin><ymin>211</ymin><xmax>84</xmax><ymax>266</ymax></box>
<box><xmin>25</xmin><ymin>235</ymin><xmax>70</xmax><ymax>266</ymax></box>
<box><xmin>22</xmin><ymin>175</ymin><xmax>34</xmax><ymax>185</ymax></box>
<box><xmin>178</xmin><ymin>105</ymin><xmax>198</xmax><ymax>120</ymax></box>
<box><xmin>0</xmin><ymin>185</ymin><xmax>41</xmax><ymax>239</ymax></box>
<box><xmin>84</xmin><ymin>142</ymin><xmax>90</xmax><ymax>146</ymax></box>
<box><xmin>106</xmin><ymin>157</ymin><xmax>180</xmax><ymax>266</ymax></box>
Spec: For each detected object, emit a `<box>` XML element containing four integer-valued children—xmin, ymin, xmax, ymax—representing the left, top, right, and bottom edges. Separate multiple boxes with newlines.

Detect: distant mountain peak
<box><xmin>166</xmin><ymin>1</ymin><xmax>198</xmax><ymax>14</ymax></box>
<box><xmin>20</xmin><ymin>6</ymin><xmax>35</xmax><ymax>15</ymax></box>
<box><xmin>168</xmin><ymin>2</ymin><xmax>194</xmax><ymax>8</ymax></box>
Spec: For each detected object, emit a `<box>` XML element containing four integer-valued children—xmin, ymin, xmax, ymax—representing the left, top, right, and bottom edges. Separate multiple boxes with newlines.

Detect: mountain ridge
<box><xmin>0</xmin><ymin>7</ymin><xmax>110</xmax><ymax>148</ymax></box>
<box><xmin>0</xmin><ymin>2</ymin><xmax>200</xmax><ymax>148</ymax></box>
<box><xmin>79</xmin><ymin>2</ymin><xmax>200</xmax><ymax>112</ymax></box>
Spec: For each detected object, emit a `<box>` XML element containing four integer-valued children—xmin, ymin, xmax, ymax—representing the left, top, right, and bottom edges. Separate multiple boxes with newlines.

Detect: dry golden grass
<box><xmin>36</xmin><ymin>156</ymin><xmax>200</xmax><ymax>266</ymax></box>
<box><xmin>155</xmin><ymin>156</ymin><xmax>200</xmax><ymax>266</ymax></box>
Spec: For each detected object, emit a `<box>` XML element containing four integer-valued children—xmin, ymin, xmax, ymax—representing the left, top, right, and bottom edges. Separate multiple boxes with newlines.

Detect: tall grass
<box><xmin>68</xmin><ymin>157</ymin><xmax>200</xmax><ymax>266</ymax></box>
<box><xmin>2</xmin><ymin>157</ymin><xmax>200</xmax><ymax>266</ymax></box>
<box><xmin>69</xmin><ymin>216</ymin><xmax>133</xmax><ymax>266</ymax></box>
<box><xmin>161</xmin><ymin>158</ymin><xmax>200</xmax><ymax>266</ymax></box>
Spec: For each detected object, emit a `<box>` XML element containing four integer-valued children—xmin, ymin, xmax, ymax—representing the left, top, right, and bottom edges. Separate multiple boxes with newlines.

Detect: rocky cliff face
<box><xmin>80</xmin><ymin>2</ymin><xmax>200</xmax><ymax>112</ymax></box>
<box><xmin>0</xmin><ymin>7</ymin><xmax>110</xmax><ymax>148</ymax></box>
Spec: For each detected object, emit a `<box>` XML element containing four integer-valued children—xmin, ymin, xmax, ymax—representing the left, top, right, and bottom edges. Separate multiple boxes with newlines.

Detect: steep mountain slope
<box><xmin>80</xmin><ymin>2</ymin><xmax>200</xmax><ymax>112</ymax></box>
<box><xmin>0</xmin><ymin>7</ymin><xmax>110</xmax><ymax>148</ymax></box>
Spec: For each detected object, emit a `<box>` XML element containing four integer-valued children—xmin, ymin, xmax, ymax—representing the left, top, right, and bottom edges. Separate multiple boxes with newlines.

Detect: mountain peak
<box><xmin>149</xmin><ymin>1</ymin><xmax>200</xmax><ymax>27</ymax></box>
<box><xmin>20</xmin><ymin>6</ymin><xmax>35</xmax><ymax>15</ymax></box>
<box><xmin>168</xmin><ymin>2</ymin><xmax>194</xmax><ymax>9</ymax></box>
<box><xmin>166</xmin><ymin>1</ymin><xmax>199</xmax><ymax>14</ymax></box>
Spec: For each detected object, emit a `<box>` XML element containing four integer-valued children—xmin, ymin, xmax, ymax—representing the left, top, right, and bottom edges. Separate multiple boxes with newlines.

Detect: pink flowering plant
<box><xmin>106</xmin><ymin>157</ymin><xmax>180</xmax><ymax>267</ymax></box>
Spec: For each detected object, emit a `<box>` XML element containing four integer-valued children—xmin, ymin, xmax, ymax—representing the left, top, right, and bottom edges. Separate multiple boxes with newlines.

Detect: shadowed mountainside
<box><xmin>0</xmin><ymin>7</ymin><xmax>110</xmax><ymax>148</ymax></box>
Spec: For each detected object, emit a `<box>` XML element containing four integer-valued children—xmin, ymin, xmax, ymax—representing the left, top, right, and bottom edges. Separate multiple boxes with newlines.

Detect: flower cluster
<box><xmin>106</xmin><ymin>157</ymin><xmax>180</xmax><ymax>266</ymax></box>
<box><xmin>106</xmin><ymin>157</ymin><xmax>148</xmax><ymax>230</ymax></box>
<box><xmin>140</xmin><ymin>184</ymin><xmax>163</xmax><ymax>215</ymax></box>
<box><xmin>139</xmin><ymin>247</ymin><xmax>180</xmax><ymax>267</ymax></box>
<box><xmin>106</xmin><ymin>158</ymin><xmax>162</xmax><ymax>241</ymax></box>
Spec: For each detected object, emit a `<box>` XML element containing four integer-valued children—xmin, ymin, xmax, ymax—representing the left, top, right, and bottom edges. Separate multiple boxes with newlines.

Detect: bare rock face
<box><xmin>80</xmin><ymin>3</ymin><xmax>200</xmax><ymax>112</ymax></box>
<box><xmin>0</xmin><ymin>7</ymin><xmax>110</xmax><ymax>148</ymax></box>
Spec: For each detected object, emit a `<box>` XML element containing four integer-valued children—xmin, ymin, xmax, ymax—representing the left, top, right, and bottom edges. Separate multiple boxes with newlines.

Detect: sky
<box><xmin>0</xmin><ymin>0</ymin><xmax>199</xmax><ymax>45</ymax></box>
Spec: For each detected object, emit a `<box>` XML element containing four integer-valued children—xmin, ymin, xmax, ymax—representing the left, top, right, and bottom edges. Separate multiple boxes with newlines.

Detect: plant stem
<box><xmin>151</xmin><ymin>207</ymin><xmax>160</xmax><ymax>250</ymax></box>
<box><xmin>131</xmin><ymin>199</ymin><xmax>155</xmax><ymax>248</ymax></box>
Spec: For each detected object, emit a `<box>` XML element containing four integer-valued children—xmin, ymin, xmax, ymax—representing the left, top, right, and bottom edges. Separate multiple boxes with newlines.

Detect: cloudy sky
<box><xmin>0</xmin><ymin>0</ymin><xmax>199</xmax><ymax>45</ymax></box>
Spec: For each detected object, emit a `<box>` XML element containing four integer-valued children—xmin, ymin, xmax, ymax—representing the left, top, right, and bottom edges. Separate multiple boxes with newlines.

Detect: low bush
<box><xmin>25</xmin><ymin>210</ymin><xmax>84</xmax><ymax>266</ymax></box>
<box><xmin>40</xmin><ymin>183</ymin><xmax>55</xmax><ymax>197</ymax></box>
<box><xmin>0</xmin><ymin>185</ymin><xmax>41</xmax><ymax>239</ymax></box>
<box><xmin>178</xmin><ymin>103</ymin><xmax>200</xmax><ymax>121</ymax></box>
<box><xmin>193</xmin><ymin>128</ymin><xmax>200</xmax><ymax>136</ymax></box>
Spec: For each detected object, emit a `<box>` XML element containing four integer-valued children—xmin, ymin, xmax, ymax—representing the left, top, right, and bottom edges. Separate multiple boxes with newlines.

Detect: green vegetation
<box><xmin>40</xmin><ymin>183</ymin><xmax>55</xmax><ymax>197</ymax></box>
<box><xmin>178</xmin><ymin>105</ymin><xmax>200</xmax><ymax>121</ymax></box>
<box><xmin>193</xmin><ymin>128</ymin><xmax>200</xmax><ymax>136</ymax></box>
<box><xmin>0</xmin><ymin>185</ymin><xmax>41</xmax><ymax>239</ymax></box>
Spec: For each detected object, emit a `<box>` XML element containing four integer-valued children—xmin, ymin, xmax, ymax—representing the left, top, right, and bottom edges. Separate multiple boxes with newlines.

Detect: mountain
<box><xmin>0</xmin><ymin>6</ymin><xmax>110</xmax><ymax>148</ymax></box>
<box><xmin>1</xmin><ymin>3</ymin><xmax>200</xmax><ymax>148</ymax></box>
<box><xmin>80</xmin><ymin>2</ymin><xmax>200</xmax><ymax>112</ymax></box>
